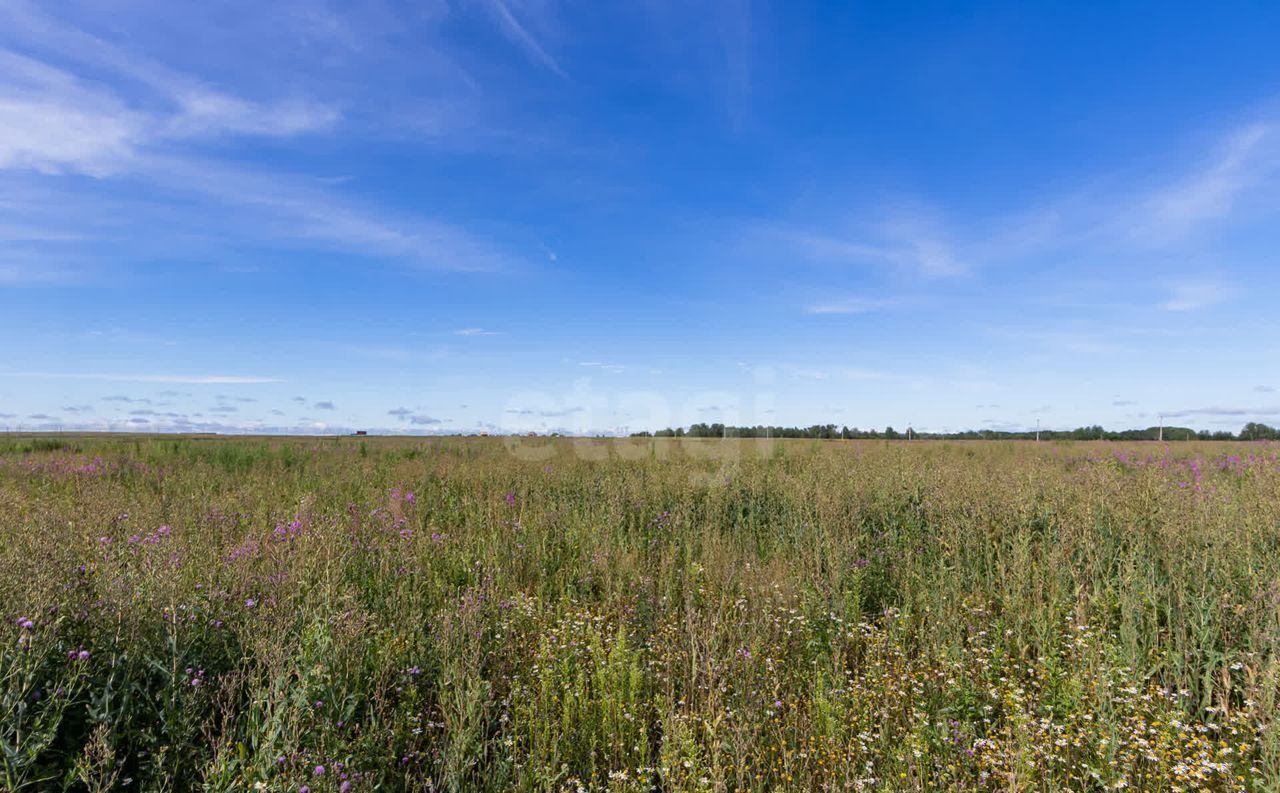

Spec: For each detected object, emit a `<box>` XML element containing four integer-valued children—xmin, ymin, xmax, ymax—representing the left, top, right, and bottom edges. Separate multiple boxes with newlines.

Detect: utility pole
<box><xmin>1036</xmin><ymin>418</ymin><xmax>1041</xmax><ymax>442</ymax></box>
<box><xmin>1158</xmin><ymin>414</ymin><xmax>1164</xmax><ymax>442</ymax></box>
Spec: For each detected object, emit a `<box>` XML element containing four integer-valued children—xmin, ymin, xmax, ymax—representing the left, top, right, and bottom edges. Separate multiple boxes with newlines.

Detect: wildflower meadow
<box><xmin>1</xmin><ymin>435</ymin><xmax>1277</xmax><ymax>791</ymax></box>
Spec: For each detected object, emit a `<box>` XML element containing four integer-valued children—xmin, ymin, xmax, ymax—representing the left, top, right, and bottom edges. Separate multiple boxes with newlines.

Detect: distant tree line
<box><xmin>630</xmin><ymin>422</ymin><xmax>1280</xmax><ymax>441</ymax></box>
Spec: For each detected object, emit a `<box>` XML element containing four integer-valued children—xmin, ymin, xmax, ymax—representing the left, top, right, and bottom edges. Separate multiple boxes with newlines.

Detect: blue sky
<box><xmin>2</xmin><ymin>0</ymin><xmax>1279</xmax><ymax>435</ymax></box>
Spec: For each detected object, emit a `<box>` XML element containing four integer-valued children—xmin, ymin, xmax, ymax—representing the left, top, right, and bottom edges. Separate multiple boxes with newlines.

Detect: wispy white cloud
<box><xmin>0</xmin><ymin>3</ymin><xmax>515</xmax><ymax>274</ymax></box>
<box><xmin>454</xmin><ymin>327</ymin><xmax>502</xmax><ymax>336</ymax></box>
<box><xmin>477</xmin><ymin>0</ymin><xmax>566</xmax><ymax>77</ymax></box>
<box><xmin>388</xmin><ymin>407</ymin><xmax>443</xmax><ymax>425</ymax></box>
<box><xmin>761</xmin><ymin>208</ymin><xmax>968</xmax><ymax>279</ymax></box>
<box><xmin>1160</xmin><ymin>279</ymin><xmax>1233</xmax><ymax>312</ymax></box>
<box><xmin>579</xmin><ymin>361</ymin><xmax>625</xmax><ymax>373</ymax></box>
<box><xmin>803</xmin><ymin>297</ymin><xmax>891</xmax><ymax>315</ymax></box>
<box><xmin>773</xmin><ymin>364</ymin><xmax>888</xmax><ymax>383</ymax></box>
<box><xmin>164</xmin><ymin>92</ymin><xmax>338</xmax><ymax>140</ymax></box>
<box><xmin>791</xmin><ymin>368</ymin><xmax>829</xmax><ymax>380</ymax></box>
<box><xmin>1136</xmin><ymin>123</ymin><xmax>1278</xmax><ymax>242</ymax></box>
<box><xmin>757</xmin><ymin>117</ymin><xmax>1280</xmax><ymax>299</ymax></box>
<box><xmin>3</xmin><ymin>148</ymin><xmax>518</xmax><ymax>273</ymax></box>
<box><xmin>0</xmin><ymin>18</ymin><xmax>338</xmax><ymax>179</ymax></box>
<box><xmin>153</xmin><ymin>157</ymin><xmax>516</xmax><ymax>271</ymax></box>
<box><xmin>0</xmin><ymin>50</ymin><xmax>144</xmax><ymax>176</ymax></box>
<box><xmin>1163</xmin><ymin>405</ymin><xmax>1280</xmax><ymax>418</ymax></box>
<box><xmin>0</xmin><ymin>261</ymin><xmax>83</xmax><ymax>285</ymax></box>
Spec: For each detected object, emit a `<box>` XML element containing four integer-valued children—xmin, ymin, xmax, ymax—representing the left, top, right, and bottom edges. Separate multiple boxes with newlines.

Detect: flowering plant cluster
<box><xmin>0</xmin><ymin>436</ymin><xmax>1275</xmax><ymax>791</ymax></box>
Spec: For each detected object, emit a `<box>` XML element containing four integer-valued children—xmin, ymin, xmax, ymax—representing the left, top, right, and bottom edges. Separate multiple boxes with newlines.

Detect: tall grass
<box><xmin>0</xmin><ymin>436</ymin><xmax>1275</xmax><ymax>791</ymax></box>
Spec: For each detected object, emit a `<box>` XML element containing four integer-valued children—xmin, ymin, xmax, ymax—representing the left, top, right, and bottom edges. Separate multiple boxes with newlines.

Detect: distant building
<box><xmin>354</xmin><ymin>430</ymin><xmax>368</xmax><ymax>436</ymax></box>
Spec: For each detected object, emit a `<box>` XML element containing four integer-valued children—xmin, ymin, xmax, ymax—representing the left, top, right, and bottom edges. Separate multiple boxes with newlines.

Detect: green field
<box><xmin>1</xmin><ymin>435</ymin><xmax>1276</xmax><ymax>791</ymax></box>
